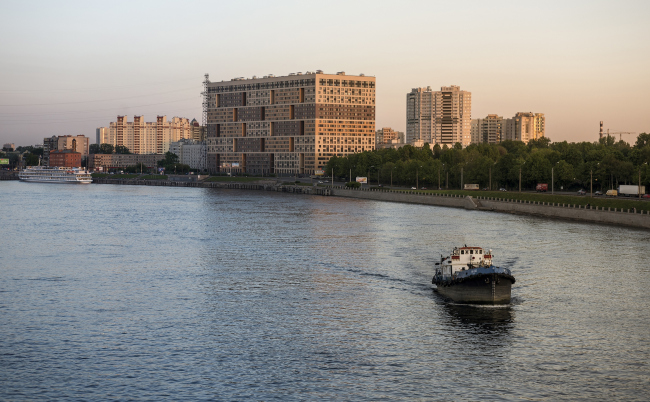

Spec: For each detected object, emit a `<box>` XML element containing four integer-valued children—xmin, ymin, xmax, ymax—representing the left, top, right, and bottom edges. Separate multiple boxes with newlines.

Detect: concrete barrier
<box><xmin>332</xmin><ymin>188</ymin><xmax>650</xmax><ymax>230</ymax></box>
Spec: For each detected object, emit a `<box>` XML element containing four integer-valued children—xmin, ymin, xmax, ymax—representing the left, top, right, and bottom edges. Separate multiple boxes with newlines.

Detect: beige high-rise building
<box><xmin>471</xmin><ymin>115</ymin><xmax>504</xmax><ymax>144</ymax></box>
<box><xmin>505</xmin><ymin>112</ymin><xmax>545</xmax><ymax>143</ymax></box>
<box><xmin>99</xmin><ymin>116</ymin><xmax>197</xmax><ymax>154</ymax></box>
<box><xmin>205</xmin><ymin>71</ymin><xmax>375</xmax><ymax>175</ymax></box>
<box><xmin>471</xmin><ymin>112</ymin><xmax>545</xmax><ymax>144</ymax></box>
<box><xmin>406</xmin><ymin>85</ymin><xmax>471</xmax><ymax>147</ymax></box>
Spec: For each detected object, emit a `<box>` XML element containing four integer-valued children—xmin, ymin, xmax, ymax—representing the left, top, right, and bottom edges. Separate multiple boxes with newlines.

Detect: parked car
<box><xmin>411</xmin><ymin>187</ymin><xmax>416</xmax><ymax>190</ymax></box>
<box><xmin>420</xmin><ymin>187</ymin><xmax>427</xmax><ymax>190</ymax></box>
<box><xmin>643</xmin><ymin>194</ymin><xmax>650</xmax><ymax>198</ymax></box>
<box><xmin>499</xmin><ymin>188</ymin><xmax>507</xmax><ymax>192</ymax></box>
<box><xmin>594</xmin><ymin>191</ymin><xmax>602</xmax><ymax>196</ymax></box>
<box><xmin>577</xmin><ymin>189</ymin><xmax>586</xmax><ymax>195</ymax></box>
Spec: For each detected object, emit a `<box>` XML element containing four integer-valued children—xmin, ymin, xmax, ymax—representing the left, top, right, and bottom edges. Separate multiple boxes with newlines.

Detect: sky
<box><xmin>1</xmin><ymin>0</ymin><xmax>649</xmax><ymax>147</ymax></box>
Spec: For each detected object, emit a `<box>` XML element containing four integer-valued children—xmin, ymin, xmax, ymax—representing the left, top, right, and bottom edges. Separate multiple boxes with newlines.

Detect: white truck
<box><xmin>617</xmin><ymin>185</ymin><xmax>646</xmax><ymax>196</ymax></box>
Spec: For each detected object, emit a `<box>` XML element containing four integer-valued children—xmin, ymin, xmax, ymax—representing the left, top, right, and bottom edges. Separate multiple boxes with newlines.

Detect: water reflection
<box><xmin>438</xmin><ymin>296</ymin><xmax>515</xmax><ymax>336</ymax></box>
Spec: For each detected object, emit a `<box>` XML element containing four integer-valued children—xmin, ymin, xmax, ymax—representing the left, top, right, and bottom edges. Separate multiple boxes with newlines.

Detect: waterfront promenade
<box><xmin>91</xmin><ymin>177</ymin><xmax>650</xmax><ymax>230</ymax></box>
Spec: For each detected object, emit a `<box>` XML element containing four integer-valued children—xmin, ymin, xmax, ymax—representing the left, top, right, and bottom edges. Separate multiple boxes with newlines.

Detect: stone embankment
<box><xmin>91</xmin><ymin>178</ymin><xmax>650</xmax><ymax>230</ymax></box>
<box><xmin>331</xmin><ymin>187</ymin><xmax>650</xmax><ymax>230</ymax></box>
<box><xmin>0</xmin><ymin>172</ymin><xmax>18</xmax><ymax>180</ymax></box>
<box><xmin>92</xmin><ymin>178</ymin><xmax>332</xmax><ymax>196</ymax></box>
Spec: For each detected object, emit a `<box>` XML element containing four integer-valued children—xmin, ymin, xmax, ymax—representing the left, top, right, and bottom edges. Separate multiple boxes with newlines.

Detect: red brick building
<box><xmin>49</xmin><ymin>150</ymin><xmax>81</xmax><ymax>167</ymax></box>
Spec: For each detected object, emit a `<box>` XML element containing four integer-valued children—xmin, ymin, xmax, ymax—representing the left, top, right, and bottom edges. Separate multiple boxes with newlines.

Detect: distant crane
<box><xmin>611</xmin><ymin>131</ymin><xmax>636</xmax><ymax>142</ymax></box>
<box><xmin>603</xmin><ymin>128</ymin><xmax>636</xmax><ymax>143</ymax></box>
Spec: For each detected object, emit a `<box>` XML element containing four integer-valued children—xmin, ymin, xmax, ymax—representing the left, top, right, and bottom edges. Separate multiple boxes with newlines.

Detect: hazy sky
<box><xmin>1</xmin><ymin>0</ymin><xmax>649</xmax><ymax>147</ymax></box>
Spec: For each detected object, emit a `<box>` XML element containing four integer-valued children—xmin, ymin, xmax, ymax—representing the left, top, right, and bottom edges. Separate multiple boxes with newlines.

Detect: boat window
<box><xmin>479</xmin><ymin>250</ymin><xmax>482</xmax><ymax>254</ymax></box>
<box><xmin>461</xmin><ymin>250</ymin><xmax>464</xmax><ymax>255</ymax></box>
<box><xmin>470</xmin><ymin>250</ymin><xmax>473</xmax><ymax>254</ymax></box>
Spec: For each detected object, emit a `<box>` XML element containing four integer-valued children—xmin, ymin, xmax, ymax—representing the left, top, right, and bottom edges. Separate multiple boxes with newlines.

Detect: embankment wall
<box><xmin>332</xmin><ymin>188</ymin><xmax>650</xmax><ymax>230</ymax></box>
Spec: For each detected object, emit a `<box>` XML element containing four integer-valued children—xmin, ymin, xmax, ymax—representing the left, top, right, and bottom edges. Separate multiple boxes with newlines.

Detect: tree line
<box><xmin>325</xmin><ymin>134</ymin><xmax>650</xmax><ymax>191</ymax></box>
<box><xmin>89</xmin><ymin>143</ymin><xmax>131</xmax><ymax>154</ymax></box>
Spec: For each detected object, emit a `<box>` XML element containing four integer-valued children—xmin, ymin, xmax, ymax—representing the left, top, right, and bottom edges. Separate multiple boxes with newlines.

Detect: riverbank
<box><xmin>91</xmin><ymin>177</ymin><xmax>650</xmax><ymax>230</ymax></box>
<box><xmin>331</xmin><ymin>187</ymin><xmax>650</xmax><ymax>230</ymax></box>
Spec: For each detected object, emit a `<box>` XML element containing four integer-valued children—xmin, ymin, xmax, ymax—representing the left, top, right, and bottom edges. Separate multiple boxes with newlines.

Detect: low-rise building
<box><xmin>169</xmin><ymin>139</ymin><xmax>206</xmax><ymax>171</ymax></box>
<box><xmin>43</xmin><ymin>135</ymin><xmax>89</xmax><ymax>166</ymax></box>
<box><xmin>376</xmin><ymin>127</ymin><xmax>404</xmax><ymax>146</ymax></box>
<box><xmin>50</xmin><ymin>150</ymin><xmax>82</xmax><ymax>167</ymax></box>
<box><xmin>88</xmin><ymin>154</ymin><xmax>165</xmax><ymax>171</ymax></box>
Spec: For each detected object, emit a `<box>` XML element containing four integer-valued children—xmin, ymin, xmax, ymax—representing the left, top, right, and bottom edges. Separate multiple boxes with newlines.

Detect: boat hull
<box><xmin>19</xmin><ymin>178</ymin><xmax>91</xmax><ymax>184</ymax></box>
<box><xmin>434</xmin><ymin>273</ymin><xmax>513</xmax><ymax>305</ymax></box>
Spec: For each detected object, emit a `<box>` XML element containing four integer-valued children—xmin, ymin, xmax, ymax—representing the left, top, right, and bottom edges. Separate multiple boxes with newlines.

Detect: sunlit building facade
<box><xmin>97</xmin><ymin>116</ymin><xmax>199</xmax><ymax>154</ymax></box>
<box><xmin>508</xmin><ymin>112</ymin><xmax>545</xmax><ymax>143</ymax></box>
<box><xmin>471</xmin><ymin>114</ymin><xmax>504</xmax><ymax>144</ymax></box>
<box><xmin>205</xmin><ymin>71</ymin><xmax>376</xmax><ymax>175</ymax></box>
<box><xmin>407</xmin><ymin>85</ymin><xmax>471</xmax><ymax>147</ymax></box>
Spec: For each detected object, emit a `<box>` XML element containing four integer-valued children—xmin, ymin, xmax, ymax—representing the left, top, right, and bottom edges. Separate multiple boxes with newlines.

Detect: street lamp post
<box><xmin>489</xmin><ymin>165</ymin><xmax>492</xmax><ymax>191</ymax></box>
<box><xmin>461</xmin><ymin>166</ymin><xmax>464</xmax><ymax>190</ymax></box>
<box><xmin>377</xmin><ymin>165</ymin><xmax>380</xmax><ymax>187</ymax></box>
<box><xmin>552</xmin><ymin>161</ymin><xmax>559</xmax><ymax>194</ymax></box>
<box><xmin>640</xmin><ymin>162</ymin><xmax>647</xmax><ymax>199</ymax></box>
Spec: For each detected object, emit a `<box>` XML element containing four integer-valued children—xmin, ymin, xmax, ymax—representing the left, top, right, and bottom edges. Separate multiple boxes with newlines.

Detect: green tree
<box><xmin>89</xmin><ymin>144</ymin><xmax>100</xmax><ymax>154</ymax></box>
<box><xmin>99</xmin><ymin>143</ymin><xmax>114</xmax><ymax>154</ymax></box>
<box><xmin>115</xmin><ymin>145</ymin><xmax>131</xmax><ymax>154</ymax></box>
<box><xmin>158</xmin><ymin>151</ymin><xmax>179</xmax><ymax>167</ymax></box>
<box><xmin>24</xmin><ymin>153</ymin><xmax>39</xmax><ymax>166</ymax></box>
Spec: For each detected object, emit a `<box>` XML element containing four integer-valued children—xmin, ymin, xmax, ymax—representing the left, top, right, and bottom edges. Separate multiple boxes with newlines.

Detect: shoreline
<box><xmin>90</xmin><ymin>177</ymin><xmax>650</xmax><ymax>230</ymax></box>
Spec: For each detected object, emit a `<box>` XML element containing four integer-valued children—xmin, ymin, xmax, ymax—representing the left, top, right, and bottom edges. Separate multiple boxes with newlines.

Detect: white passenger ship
<box><xmin>19</xmin><ymin>166</ymin><xmax>93</xmax><ymax>184</ymax></box>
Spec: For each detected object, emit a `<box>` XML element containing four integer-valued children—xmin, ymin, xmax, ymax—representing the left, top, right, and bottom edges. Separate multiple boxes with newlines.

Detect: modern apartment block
<box><xmin>406</xmin><ymin>85</ymin><xmax>471</xmax><ymax>147</ymax></box>
<box><xmin>43</xmin><ymin>135</ymin><xmax>89</xmax><ymax>166</ymax></box>
<box><xmin>97</xmin><ymin>115</ymin><xmax>200</xmax><ymax>154</ymax></box>
<box><xmin>510</xmin><ymin>112</ymin><xmax>545</xmax><ymax>143</ymax></box>
<box><xmin>471</xmin><ymin>115</ymin><xmax>504</xmax><ymax>144</ymax></box>
<box><xmin>205</xmin><ymin>71</ymin><xmax>376</xmax><ymax>175</ymax></box>
<box><xmin>169</xmin><ymin>139</ymin><xmax>206</xmax><ymax>171</ymax></box>
<box><xmin>376</xmin><ymin>127</ymin><xmax>404</xmax><ymax>145</ymax></box>
<box><xmin>471</xmin><ymin>112</ymin><xmax>545</xmax><ymax>145</ymax></box>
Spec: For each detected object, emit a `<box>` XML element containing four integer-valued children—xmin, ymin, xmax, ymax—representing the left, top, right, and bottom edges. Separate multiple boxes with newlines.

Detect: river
<box><xmin>1</xmin><ymin>181</ymin><xmax>648</xmax><ymax>400</ymax></box>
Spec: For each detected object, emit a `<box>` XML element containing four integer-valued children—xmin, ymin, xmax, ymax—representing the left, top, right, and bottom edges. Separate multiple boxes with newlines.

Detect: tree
<box><xmin>115</xmin><ymin>145</ymin><xmax>131</xmax><ymax>154</ymax></box>
<box><xmin>634</xmin><ymin>133</ymin><xmax>650</xmax><ymax>148</ymax></box>
<box><xmin>124</xmin><ymin>163</ymin><xmax>147</xmax><ymax>173</ymax></box>
<box><xmin>158</xmin><ymin>151</ymin><xmax>179</xmax><ymax>167</ymax></box>
<box><xmin>89</xmin><ymin>144</ymin><xmax>100</xmax><ymax>154</ymax></box>
<box><xmin>99</xmin><ymin>143</ymin><xmax>114</xmax><ymax>154</ymax></box>
<box><xmin>24</xmin><ymin>153</ymin><xmax>39</xmax><ymax>166</ymax></box>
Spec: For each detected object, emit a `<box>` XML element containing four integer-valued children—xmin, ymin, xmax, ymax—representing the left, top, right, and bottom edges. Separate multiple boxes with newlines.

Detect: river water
<box><xmin>1</xmin><ymin>181</ymin><xmax>649</xmax><ymax>400</ymax></box>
